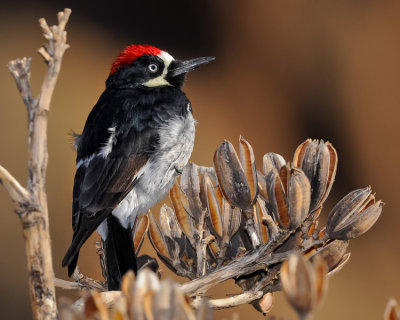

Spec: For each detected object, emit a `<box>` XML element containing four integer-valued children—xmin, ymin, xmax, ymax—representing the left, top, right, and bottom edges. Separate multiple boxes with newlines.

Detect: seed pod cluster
<box><xmin>143</xmin><ymin>137</ymin><xmax>382</xmax><ymax>314</ymax></box>
<box><xmin>59</xmin><ymin>269</ymin><xmax>211</xmax><ymax>320</ymax></box>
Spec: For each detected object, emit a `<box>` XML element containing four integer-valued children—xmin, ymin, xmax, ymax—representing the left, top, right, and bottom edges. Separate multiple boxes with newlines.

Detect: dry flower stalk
<box><xmin>1</xmin><ymin>8</ymin><xmax>71</xmax><ymax>319</ymax></box>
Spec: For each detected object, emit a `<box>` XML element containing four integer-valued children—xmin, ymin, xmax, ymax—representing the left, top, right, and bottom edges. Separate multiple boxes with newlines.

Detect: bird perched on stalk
<box><xmin>62</xmin><ymin>44</ymin><xmax>214</xmax><ymax>290</ymax></box>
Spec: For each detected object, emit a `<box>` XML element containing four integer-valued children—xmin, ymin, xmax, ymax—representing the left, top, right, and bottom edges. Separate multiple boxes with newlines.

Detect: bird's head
<box><xmin>107</xmin><ymin>44</ymin><xmax>214</xmax><ymax>89</ymax></box>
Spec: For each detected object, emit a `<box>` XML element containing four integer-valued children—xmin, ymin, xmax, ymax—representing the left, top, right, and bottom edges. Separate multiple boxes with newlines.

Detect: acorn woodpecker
<box><xmin>62</xmin><ymin>44</ymin><xmax>214</xmax><ymax>290</ymax></box>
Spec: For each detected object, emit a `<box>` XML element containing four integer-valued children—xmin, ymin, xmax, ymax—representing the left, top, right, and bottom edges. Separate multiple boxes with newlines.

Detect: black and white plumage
<box><xmin>62</xmin><ymin>44</ymin><xmax>214</xmax><ymax>289</ymax></box>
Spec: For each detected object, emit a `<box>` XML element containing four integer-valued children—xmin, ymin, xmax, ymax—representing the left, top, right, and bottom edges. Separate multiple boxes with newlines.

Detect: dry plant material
<box><xmin>326</xmin><ymin>187</ymin><xmax>383</xmax><ymax>240</ymax></box>
<box><xmin>281</xmin><ymin>254</ymin><xmax>328</xmax><ymax>320</ymax></box>
<box><xmin>145</xmin><ymin>137</ymin><xmax>382</xmax><ymax>313</ymax></box>
<box><xmin>56</xmin><ymin>137</ymin><xmax>382</xmax><ymax>315</ymax></box>
<box><xmin>0</xmin><ymin>8</ymin><xmax>71</xmax><ymax>319</ymax></box>
<box><xmin>59</xmin><ymin>269</ymin><xmax>212</xmax><ymax>320</ymax></box>
<box><xmin>384</xmin><ymin>298</ymin><xmax>400</xmax><ymax>320</ymax></box>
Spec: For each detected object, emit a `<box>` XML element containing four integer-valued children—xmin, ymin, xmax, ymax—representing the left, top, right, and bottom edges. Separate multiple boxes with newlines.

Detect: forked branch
<box><xmin>2</xmin><ymin>8</ymin><xmax>71</xmax><ymax>320</ymax></box>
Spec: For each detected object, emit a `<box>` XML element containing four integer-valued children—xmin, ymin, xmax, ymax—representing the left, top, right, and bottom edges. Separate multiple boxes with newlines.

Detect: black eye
<box><xmin>148</xmin><ymin>63</ymin><xmax>158</xmax><ymax>73</ymax></box>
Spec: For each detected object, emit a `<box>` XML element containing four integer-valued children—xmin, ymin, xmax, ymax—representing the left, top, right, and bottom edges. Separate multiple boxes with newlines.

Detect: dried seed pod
<box><xmin>293</xmin><ymin>139</ymin><xmax>337</xmax><ymax>211</ymax></box>
<box><xmin>257</xmin><ymin>170</ymin><xmax>269</xmax><ymax>201</ymax></box>
<box><xmin>132</xmin><ymin>213</ymin><xmax>149</xmax><ymax>255</ymax></box>
<box><xmin>180</xmin><ymin>163</ymin><xmax>204</xmax><ymax>222</ymax></box>
<box><xmin>148</xmin><ymin>212</ymin><xmax>171</xmax><ymax>261</ymax></box>
<box><xmin>160</xmin><ymin>204</ymin><xmax>182</xmax><ymax>240</ymax></box>
<box><xmin>153</xmin><ymin>279</ymin><xmax>175</xmax><ymax>319</ymax></box>
<box><xmin>266</xmin><ymin>166</ymin><xmax>310</xmax><ymax>229</ymax></box>
<box><xmin>287</xmin><ymin>167</ymin><xmax>311</xmax><ymax>229</ymax></box>
<box><xmin>313</xmin><ymin>255</ymin><xmax>328</xmax><ymax>306</ymax></box>
<box><xmin>84</xmin><ymin>291</ymin><xmax>109</xmax><ymax>320</ymax></box>
<box><xmin>170</xmin><ymin>183</ymin><xmax>194</xmax><ymax>239</ymax></box>
<box><xmin>327</xmin><ymin>252</ymin><xmax>351</xmax><ymax>277</ymax></box>
<box><xmin>326</xmin><ymin>187</ymin><xmax>383</xmax><ymax>240</ymax></box>
<box><xmin>258</xmin><ymin>292</ymin><xmax>274</xmax><ymax>315</ymax></box>
<box><xmin>263</xmin><ymin>152</ymin><xmax>286</xmax><ymax>176</ymax></box>
<box><xmin>239</xmin><ymin>136</ymin><xmax>258</xmax><ymax>203</ymax></box>
<box><xmin>254</xmin><ymin>198</ymin><xmax>269</xmax><ymax>244</ymax></box>
<box><xmin>281</xmin><ymin>254</ymin><xmax>328</xmax><ymax>318</ymax></box>
<box><xmin>222</xmin><ymin>198</ymin><xmax>241</xmax><ymax>242</ymax></box>
<box><xmin>266</xmin><ymin>168</ymin><xmax>290</xmax><ymax>228</ymax></box>
<box><xmin>204</xmin><ymin>173</ymin><xmax>223</xmax><ymax>238</ymax></box>
<box><xmin>310</xmin><ymin>240</ymin><xmax>349</xmax><ymax>272</ymax></box>
<box><xmin>132</xmin><ymin>269</ymin><xmax>160</xmax><ymax>319</ymax></box>
<box><xmin>213</xmin><ymin>140</ymin><xmax>252</xmax><ymax>210</ymax></box>
<box><xmin>384</xmin><ymin>298</ymin><xmax>400</xmax><ymax>320</ymax></box>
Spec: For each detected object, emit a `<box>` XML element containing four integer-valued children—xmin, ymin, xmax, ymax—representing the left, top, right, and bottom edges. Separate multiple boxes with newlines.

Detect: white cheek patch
<box><xmin>143</xmin><ymin>76</ymin><xmax>171</xmax><ymax>87</ymax></box>
<box><xmin>143</xmin><ymin>51</ymin><xmax>175</xmax><ymax>87</ymax></box>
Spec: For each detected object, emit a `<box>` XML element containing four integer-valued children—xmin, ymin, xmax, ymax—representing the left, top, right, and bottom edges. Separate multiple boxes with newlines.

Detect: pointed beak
<box><xmin>169</xmin><ymin>57</ymin><xmax>215</xmax><ymax>77</ymax></box>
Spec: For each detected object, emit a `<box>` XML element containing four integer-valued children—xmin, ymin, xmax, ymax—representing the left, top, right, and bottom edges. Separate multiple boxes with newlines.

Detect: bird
<box><xmin>62</xmin><ymin>44</ymin><xmax>214</xmax><ymax>290</ymax></box>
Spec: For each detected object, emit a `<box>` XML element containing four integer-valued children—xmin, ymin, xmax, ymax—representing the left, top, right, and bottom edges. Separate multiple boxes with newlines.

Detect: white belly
<box><xmin>97</xmin><ymin>113</ymin><xmax>195</xmax><ymax>239</ymax></box>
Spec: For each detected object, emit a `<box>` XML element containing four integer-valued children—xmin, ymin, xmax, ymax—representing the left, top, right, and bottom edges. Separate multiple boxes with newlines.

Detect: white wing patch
<box><xmin>99</xmin><ymin>126</ymin><xmax>117</xmax><ymax>158</ymax></box>
<box><xmin>76</xmin><ymin>126</ymin><xmax>117</xmax><ymax>169</ymax></box>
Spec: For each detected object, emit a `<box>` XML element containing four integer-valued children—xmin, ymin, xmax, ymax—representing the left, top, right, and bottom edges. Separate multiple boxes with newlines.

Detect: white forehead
<box><xmin>158</xmin><ymin>51</ymin><xmax>174</xmax><ymax>67</ymax></box>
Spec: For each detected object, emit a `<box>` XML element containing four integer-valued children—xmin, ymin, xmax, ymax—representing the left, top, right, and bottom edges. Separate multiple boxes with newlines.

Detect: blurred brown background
<box><xmin>0</xmin><ymin>1</ymin><xmax>399</xmax><ymax>319</ymax></box>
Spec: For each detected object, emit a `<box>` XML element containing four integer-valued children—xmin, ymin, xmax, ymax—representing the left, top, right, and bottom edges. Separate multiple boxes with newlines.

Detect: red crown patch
<box><xmin>110</xmin><ymin>44</ymin><xmax>162</xmax><ymax>75</ymax></box>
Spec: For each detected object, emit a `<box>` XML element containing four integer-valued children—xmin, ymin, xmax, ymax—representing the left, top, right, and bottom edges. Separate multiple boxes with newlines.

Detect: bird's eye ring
<box><xmin>148</xmin><ymin>64</ymin><xmax>158</xmax><ymax>72</ymax></box>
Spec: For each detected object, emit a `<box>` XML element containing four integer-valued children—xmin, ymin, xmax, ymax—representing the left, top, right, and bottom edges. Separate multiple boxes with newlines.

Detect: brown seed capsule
<box><xmin>293</xmin><ymin>139</ymin><xmax>337</xmax><ymax>211</ymax></box>
<box><xmin>213</xmin><ymin>140</ymin><xmax>252</xmax><ymax>210</ymax></box>
<box><xmin>132</xmin><ymin>213</ymin><xmax>149</xmax><ymax>255</ymax></box>
<box><xmin>222</xmin><ymin>198</ymin><xmax>241</xmax><ymax>242</ymax></box>
<box><xmin>326</xmin><ymin>187</ymin><xmax>383</xmax><ymax>240</ymax></box>
<box><xmin>384</xmin><ymin>298</ymin><xmax>400</xmax><ymax>320</ymax></box>
<box><xmin>310</xmin><ymin>240</ymin><xmax>349</xmax><ymax>272</ymax></box>
<box><xmin>170</xmin><ymin>182</ymin><xmax>194</xmax><ymax>239</ymax></box>
<box><xmin>263</xmin><ymin>152</ymin><xmax>286</xmax><ymax>176</ymax></box>
<box><xmin>266</xmin><ymin>166</ymin><xmax>311</xmax><ymax>229</ymax></box>
<box><xmin>180</xmin><ymin>163</ymin><xmax>203</xmax><ymax>222</ymax></box>
<box><xmin>132</xmin><ymin>269</ymin><xmax>160</xmax><ymax>319</ymax></box>
<box><xmin>258</xmin><ymin>292</ymin><xmax>274</xmax><ymax>315</ymax></box>
<box><xmin>84</xmin><ymin>291</ymin><xmax>109</xmax><ymax>319</ymax></box>
<box><xmin>204</xmin><ymin>173</ymin><xmax>223</xmax><ymax>238</ymax></box>
<box><xmin>148</xmin><ymin>212</ymin><xmax>171</xmax><ymax>260</ymax></box>
<box><xmin>266</xmin><ymin>168</ymin><xmax>290</xmax><ymax>228</ymax></box>
<box><xmin>287</xmin><ymin>167</ymin><xmax>311</xmax><ymax>229</ymax></box>
<box><xmin>239</xmin><ymin>136</ymin><xmax>258</xmax><ymax>203</ymax></box>
<box><xmin>280</xmin><ymin>254</ymin><xmax>328</xmax><ymax>318</ymax></box>
<box><xmin>159</xmin><ymin>204</ymin><xmax>182</xmax><ymax>240</ymax></box>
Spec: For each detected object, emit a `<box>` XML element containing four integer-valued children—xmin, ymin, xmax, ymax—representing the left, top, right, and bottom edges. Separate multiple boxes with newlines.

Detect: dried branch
<box><xmin>192</xmin><ymin>291</ymin><xmax>264</xmax><ymax>310</ymax></box>
<box><xmin>180</xmin><ymin>230</ymin><xmax>294</xmax><ymax>296</ymax></box>
<box><xmin>54</xmin><ymin>268</ymin><xmax>106</xmax><ymax>292</ymax></box>
<box><xmin>0</xmin><ymin>165</ymin><xmax>29</xmax><ymax>204</ymax></box>
<box><xmin>2</xmin><ymin>8</ymin><xmax>71</xmax><ymax>320</ymax></box>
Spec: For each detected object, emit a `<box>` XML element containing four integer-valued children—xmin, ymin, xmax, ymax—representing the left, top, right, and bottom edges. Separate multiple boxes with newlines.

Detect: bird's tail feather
<box><xmin>104</xmin><ymin>215</ymin><xmax>137</xmax><ymax>290</ymax></box>
<box><xmin>62</xmin><ymin>209</ymin><xmax>111</xmax><ymax>276</ymax></box>
<box><xmin>62</xmin><ymin>226</ymin><xmax>92</xmax><ymax>276</ymax></box>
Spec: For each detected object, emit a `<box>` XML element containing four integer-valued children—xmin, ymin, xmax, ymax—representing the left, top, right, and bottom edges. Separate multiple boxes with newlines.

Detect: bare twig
<box><xmin>2</xmin><ymin>8</ymin><xmax>71</xmax><ymax>320</ymax></box>
<box><xmin>0</xmin><ymin>165</ymin><xmax>30</xmax><ymax>204</ymax></box>
<box><xmin>181</xmin><ymin>230</ymin><xmax>294</xmax><ymax>296</ymax></box>
<box><xmin>193</xmin><ymin>291</ymin><xmax>264</xmax><ymax>310</ymax></box>
<box><xmin>54</xmin><ymin>268</ymin><xmax>106</xmax><ymax>292</ymax></box>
